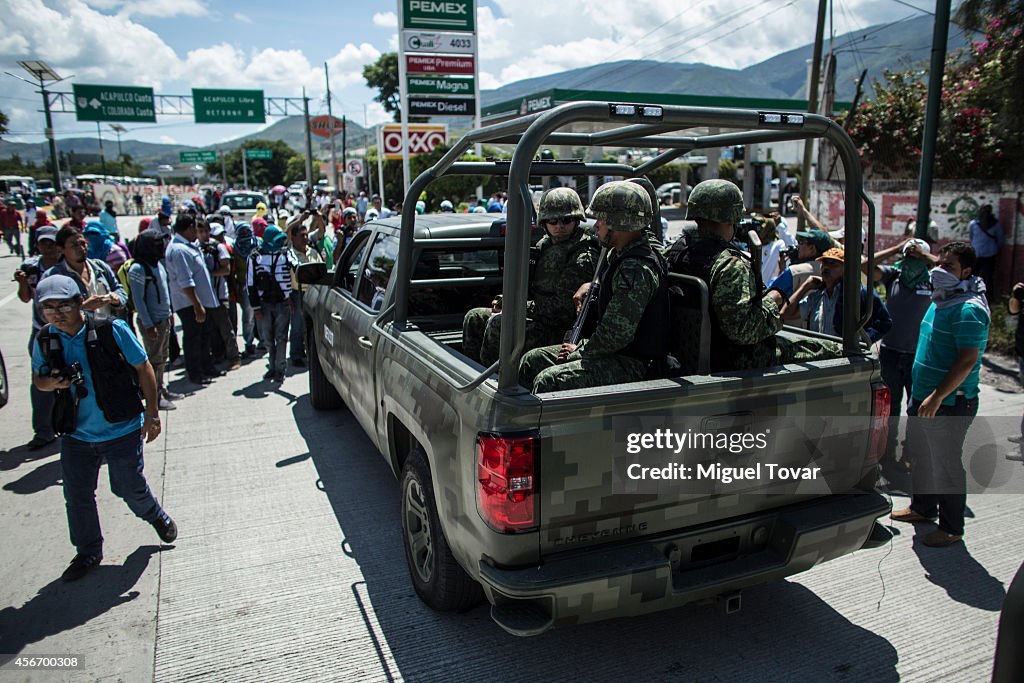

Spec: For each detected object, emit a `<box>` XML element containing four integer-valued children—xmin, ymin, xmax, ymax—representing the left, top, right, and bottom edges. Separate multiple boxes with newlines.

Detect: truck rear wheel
<box><xmin>400</xmin><ymin>447</ymin><xmax>483</xmax><ymax>612</ymax></box>
<box><xmin>308</xmin><ymin>332</ymin><xmax>343</xmax><ymax>410</ymax></box>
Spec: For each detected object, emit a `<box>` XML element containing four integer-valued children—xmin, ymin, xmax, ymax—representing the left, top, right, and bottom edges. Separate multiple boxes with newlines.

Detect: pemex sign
<box><xmin>402</xmin><ymin>0</ymin><xmax>474</xmax><ymax>32</ymax></box>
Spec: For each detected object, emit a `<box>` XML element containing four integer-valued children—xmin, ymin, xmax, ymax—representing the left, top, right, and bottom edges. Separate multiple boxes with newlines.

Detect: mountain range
<box><xmin>0</xmin><ymin>14</ymin><xmax>971</xmax><ymax>169</ymax></box>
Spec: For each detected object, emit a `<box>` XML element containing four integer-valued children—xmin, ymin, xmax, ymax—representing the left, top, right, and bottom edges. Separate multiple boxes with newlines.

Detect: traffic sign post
<box><xmin>245</xmin><ymin>149</ymin><xmax>272</xmax><ymax>159</ymax></box>
<box><xmin>73</xmin><ymin>84</ymin><xmax>156</xmax><ymax>123</ymax></box>
<box><xmin>192</xmin><ymin>89</ymin><xmax>266</xmax><ymax>124</ymax></box>
<box><xmin>180</xmin><ymin>150</ymin><xmax>218</xmax><ymax>163</ymax></box>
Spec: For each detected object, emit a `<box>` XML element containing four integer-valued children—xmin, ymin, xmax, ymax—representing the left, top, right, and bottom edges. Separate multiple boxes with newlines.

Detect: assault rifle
<box><xmin>565</xmin><ymin>246</ymin><xmax>609</xmax><ymax>345</ymax></box>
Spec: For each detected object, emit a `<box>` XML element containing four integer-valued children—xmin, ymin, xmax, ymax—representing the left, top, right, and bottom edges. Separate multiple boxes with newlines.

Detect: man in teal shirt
<box><xmin>891</xmin><ymin>241</ymin><xmax>989</xmax><ymax>547</ymax></box>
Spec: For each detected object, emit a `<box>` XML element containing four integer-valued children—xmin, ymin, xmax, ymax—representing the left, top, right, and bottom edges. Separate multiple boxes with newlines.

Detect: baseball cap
<box><xmin>817</xmin><ymin>247</ymin><xmax>845</xmax><ymax>263</ymax></box>
<box><xmin>36</xmin><ymin>225</ymin><xmax>58</xmax><ymax>242</ymax></box>
<box><xmin>342</xmin><ymin>207</ymin><xmax>357</xmax><ymax>217</ymax></box>
<box><xmin>796</xmin><ymin>229</ymin><xmax>832</xmax><ymax>254</ymax></box>
<box><xmin>36</xmin><ymin>274</ymin><xmax>81</xmax><ymax>302</ymax></box>
<box><xmin>902</xmin><ymin>237</ymin><xmax>931</xmax><ymax>256</ymax></box>
<box><xmin>210</xmin><ymin>223</ymin><xmax>225</xmax><ymax>237</ymax></box>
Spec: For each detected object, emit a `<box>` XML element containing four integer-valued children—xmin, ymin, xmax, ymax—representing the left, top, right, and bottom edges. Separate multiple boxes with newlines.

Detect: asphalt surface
<box><xmin>0</xmin><ymin>217</ymin><xmax>1021</xmax><ymax>682</ymax></box>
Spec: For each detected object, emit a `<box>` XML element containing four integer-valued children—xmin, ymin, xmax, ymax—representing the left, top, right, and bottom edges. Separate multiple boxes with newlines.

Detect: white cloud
<box><xmin>159</xmin><ymin>135</ymin><xmax>178</xmax><ymax>144</ymax></box>
<box><xmin>325</xmin><ymin>43</ymin><xmax>382</xmax><ymax>89</ymax></box>
<box><xmin>119</xmin><ymin>0</ymin><xmax>207</xmax><ymax>18</ymax></box>
<box><xmin>233</xmin><ymin>12</ymin><xmax>252</xmax><ymax>24</ymax></box>
<box><xmin>372</xmin><ymin>11</ymin><xmax>397</xmax><ymax>27</ymax></box>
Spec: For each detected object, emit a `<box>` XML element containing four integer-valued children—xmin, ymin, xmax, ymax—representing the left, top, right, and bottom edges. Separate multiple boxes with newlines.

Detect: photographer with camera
<box><xmin>32</xmin><ymin>275</ymin><xmax>176</xmax><ymax>582</ymax></box>
<box><xmin>15</xmin><ymin>225</ymin><xmax>63</xmax><ymax>449</ymax></box>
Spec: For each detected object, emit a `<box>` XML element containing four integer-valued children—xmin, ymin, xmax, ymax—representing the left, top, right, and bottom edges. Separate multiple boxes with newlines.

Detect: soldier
<box><xmin>519</xmin><ymin>181</ymin><xmax>669</xmax><ymax>393</ymax></box>
<box><xmin>462</xmin><ymin>187</ymin><xmax>598</xmax><ymax>365</ymax></box>
<box><xmin>665</xmin><ymin>179</ymin><xmax>840</xmax><ymax>371</ymax></box>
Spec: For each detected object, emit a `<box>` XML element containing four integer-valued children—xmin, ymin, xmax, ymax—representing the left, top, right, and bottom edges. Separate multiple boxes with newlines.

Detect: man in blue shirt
<box><xmin>968</xmin><ymin>203</ymin><xmax>1003</xmax><ymax>297</ymax></box>
<box><xmin>165</xmin><ymin>213</ymin><xmax>221</xmax><ymax>385</ymax></box>
<box><xmin>32</xmin><ymin>275</ymin><xmax>176</xmax><ymax>582</ymax></box>
<box><xmin>890</xmin><ymin>241</ymin><xmax>990</xmax><ymax>547</ymax></box>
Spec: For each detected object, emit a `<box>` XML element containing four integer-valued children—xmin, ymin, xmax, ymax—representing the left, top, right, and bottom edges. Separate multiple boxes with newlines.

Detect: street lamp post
<box><xmin>109</xmin><ymin>123</ymin><xmax>126</xmax><ymax>163</ymax></box>
<box><xmin>10</xmin><ymin>61</ymin><xmax>69</xmax><ymax>190</ymax></box>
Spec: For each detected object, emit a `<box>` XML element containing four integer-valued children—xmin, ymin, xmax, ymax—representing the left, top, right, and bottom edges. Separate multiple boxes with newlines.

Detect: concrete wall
<box><xmin>811</xmin><ymin>180</ymin><xmax>1024</xmax><ymax>295</ymax></box>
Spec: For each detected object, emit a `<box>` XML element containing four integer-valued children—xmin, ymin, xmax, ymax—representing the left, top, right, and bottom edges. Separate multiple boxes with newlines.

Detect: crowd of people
<box><xmin>0</xmin><ymin>175</ymin><xmax>1014</xmax><ymax>579</ymax></box>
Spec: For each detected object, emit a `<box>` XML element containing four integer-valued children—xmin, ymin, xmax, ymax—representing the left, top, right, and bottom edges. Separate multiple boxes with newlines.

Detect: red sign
<box><xmin>381</xmin><ymin>124</ymin><xmax>447</xmax><ymax>160</ymax></box>
<box><xmin>310</xmin><ymin>115</ymin><xmax>344</xmax><ymax>138</ymax></box>
<box><xmin>406</xmin><ymin>54</ymin><xmax>474</xmax><ymax>75</ymax></box>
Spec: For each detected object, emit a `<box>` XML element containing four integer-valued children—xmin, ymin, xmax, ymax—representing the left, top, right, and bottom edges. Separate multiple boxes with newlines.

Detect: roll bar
<box><xmin>389</xmin><ymin>101</ymin><xmax>868</xmax><ymax>395</ymax></box>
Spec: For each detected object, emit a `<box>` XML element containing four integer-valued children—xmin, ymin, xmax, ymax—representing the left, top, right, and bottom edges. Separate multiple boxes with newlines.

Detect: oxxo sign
<box><xmin>381</xmin><ymin>124</ymin><xmax>448</xmax><ymax>160</ymax></box>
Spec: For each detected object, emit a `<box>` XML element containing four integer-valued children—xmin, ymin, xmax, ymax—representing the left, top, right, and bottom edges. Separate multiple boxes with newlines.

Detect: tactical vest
<box><xmin>595</xmin><ymin>238</ymin><xmax>670</xmax><ymax>361</ymax></box>
<box><xmin>666</xmin><ymin>231</ymin><xmax>777</xmax><ymax>371</ymax></box>
<box><xmin>39</xmin><ymin>316</ymin><xmax>144</xmax><ymax>425</ymax></box>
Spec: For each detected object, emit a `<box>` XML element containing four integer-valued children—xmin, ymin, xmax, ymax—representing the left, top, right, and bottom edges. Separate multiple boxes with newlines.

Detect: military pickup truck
<box><xmin>299</xmin><ymin>102</ymin><xmax>892</xmax><ymax>636</ymax></box>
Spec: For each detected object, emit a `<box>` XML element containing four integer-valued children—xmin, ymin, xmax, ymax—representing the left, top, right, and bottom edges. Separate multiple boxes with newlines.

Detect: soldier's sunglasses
<box><xmin>545</xmin><ymin>217</ymin><xmax>576</xmax><ymax>225</ymax></box>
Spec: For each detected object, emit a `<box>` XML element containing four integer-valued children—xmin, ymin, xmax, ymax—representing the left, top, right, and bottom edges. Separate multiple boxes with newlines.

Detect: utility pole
<box><xmin>109</xmin><ymin>123</ymin><xmax>126</xmax><ymax>162</ymax></box>
<box><xmin>916</xmin><ymin>0</ymin><xmax>952</xmax><ymax>239</ymax></box>
<box><xmin>242</xmin><ymin>150</ymin><xmax>249</xmax><ymax>189</ymax></box>
<box><xmin>220</xmin><ymin>146</ymin><xmax>228</xmax><ymax>188</ymax></box>
<box><xmin>302</xmin><ymin>87</ymin><xmax>314</xmax><ymax>187</ymax></box>
<box><xmin>799</xmin><ymin>0</ymin><xmax>828</xmax><ymax>229</ymax></box>
<box><xmin>341</xmin><ymin>114</ymin><xmax>347</xmax><ymax>183</ymax></box>
<box><xmin>11</xmin><ymin>62</ymin><xmax>68</xmax><ymax>189</ymax></box>
<box><xmin>96</xmin><ymin>122</ymin><xmax>106</xmax><ymax>176</ymax></box>
<box><xmin>324</xmin><ymin>62</ymin><xmax>339</xmax><ymax>192</ymax></box>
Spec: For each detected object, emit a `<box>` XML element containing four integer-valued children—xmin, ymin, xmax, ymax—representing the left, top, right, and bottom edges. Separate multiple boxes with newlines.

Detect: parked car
<box><xmin>221</xmin><ymin>191</ymin><xmax>268</xmax><ymax>222</ymax></box>
<box><xmin>655</xmin><ymin>182</ymin><xmax>691</xmax><ymax>205</ymax></box>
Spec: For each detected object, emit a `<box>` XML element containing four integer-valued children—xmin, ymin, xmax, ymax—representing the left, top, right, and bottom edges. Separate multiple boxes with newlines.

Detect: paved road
<box><xmin>0</xmin><ymin>223</ymin><xmax>1021</xmax><ymax>682</ymax></box>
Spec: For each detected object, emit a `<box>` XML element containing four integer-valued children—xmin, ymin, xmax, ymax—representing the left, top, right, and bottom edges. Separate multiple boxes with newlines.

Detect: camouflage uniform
<box><xmin>670</xmin><ymin>179</ymin><xmax>840</xmax><ymax>371</ymax></box>
<box><xmin>462</xmin><ymin>188</ymin><xmax>598</xmax><ymax>364</ymax></box>
<box><xmin>520</xmin><ymin>182</ymin><xmax>669</xmax><ymax>393</ymax></box>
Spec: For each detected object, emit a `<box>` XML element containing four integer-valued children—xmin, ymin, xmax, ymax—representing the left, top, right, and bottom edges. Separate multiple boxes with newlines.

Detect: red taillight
<box><xmin>477</xmin><ymin>433</ymin><xmax>538</xmax><ymax>533</ymax></box>
<box><xmin>867</xmin><ymin>384</ymin><xmax>891</xmax><ymax>465</ymax></box>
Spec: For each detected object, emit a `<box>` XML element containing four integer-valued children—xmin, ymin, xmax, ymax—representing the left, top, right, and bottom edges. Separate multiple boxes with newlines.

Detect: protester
<box><xmin>32</xmin><ymin>274</ymin><xmax>176</xmax><ymax>582</ymax></box>
<box><xmin>286</xmin><ymin>220</ymin><xmax>322</xmax><ymax>368</ymax></box>
<box><xmin>890</xmin><ymin>241</ymin><xmax>990</xmax><ymax>547</ymax></box>
<box><xmin>129</xmin><ymin>228</ymin><xmax>178</xmax><ymax>410</ymax></box>
<box><xmin>99</xmin><ymin>200</ymin><xmax>119</xmax><ymax>240</ymax></box>
<box><xmin>248</xmin><ymin>225</ymin><xmax>291</xmax><ymax>382</ymax></box>
<box><xmin>165</xmin><ymin>213</ymin><xmax>221</xmax><ymax>386</ymax></box>
<box><xmin>231</xmin><ymin>222</ymin><xmax>260</xmax><ymax>357</ymax></box>
<box><xmin>44</xmin><ymin>226</ymin><xmax>126</xmax><ymax>321</ymax></box>
<box><xmin>197</xmin><ymin>219</ymin><xmax>240</xmax><ymax>371</ymax></box>
<box><xmin>968</xmin><ymin>204</ymin><xmax>1002</xmax><ymax>296</ymax></box>
<box><xmin>14</xmin><ymin>225</ymin><xmax>62</xmax><ymax>449</ymax></box>
<box><xmin>1</xmin><ymin>199</ymin><xmax>24</xmax><ymax>257</ymax></box>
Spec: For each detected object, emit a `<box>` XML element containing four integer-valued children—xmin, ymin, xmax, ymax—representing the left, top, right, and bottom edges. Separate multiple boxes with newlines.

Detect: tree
<box><xmin>207</xmin><ymin>139</ymin><xmax>298</xmax><ymax>188</ymax></box>
<box><xmin>364</xmin><ymin>53</ymin><xmax>401</xmax><ymax>121</ymax></box>
<box><xmin>846</xmin><ymin>4</ymin><xmax>1024</xmax><ymax>179</ymax></box>
<box><xmin>284</xmin><ymin>154</ymin><xmax>308</xmax><ymax>186</ymax></box>
<box><xmin>0</xmin><ymin>109</ymin><xmax>8</xmax><ymax>139</ymax></box>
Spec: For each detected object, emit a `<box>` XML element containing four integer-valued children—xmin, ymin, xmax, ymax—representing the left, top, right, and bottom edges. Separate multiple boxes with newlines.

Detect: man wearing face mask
<box><xmin>462</xmin><ymin>187</ymin><xmax>598</xmax><ymax>366</ymax></box>
<box><xmin>863</xmin><ymin>237</ymin><xmax>938</xmax><ymax>472</ymax></box>
<box><xmin>890</xmin><ymin>241</ymin><xmax>990</xmax><ymax>548</ymax></box>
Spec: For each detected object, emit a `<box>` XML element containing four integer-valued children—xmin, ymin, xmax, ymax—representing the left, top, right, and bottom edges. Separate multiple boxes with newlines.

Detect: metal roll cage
<box><xmin>390</xmin><ymin>101</ymin><xmax>873</xmax><ymax>395</ymax></box>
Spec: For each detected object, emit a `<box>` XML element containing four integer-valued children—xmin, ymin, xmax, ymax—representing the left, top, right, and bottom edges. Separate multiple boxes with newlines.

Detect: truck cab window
<box><xmin>357</xmin><ymin>233</ymin><xmax>400</xmax><ymax>311</ymax></box>
<box><xmin>335</xmin><ymin>230</ymin><xmax>372</xmax><ymax>293</ymax></box>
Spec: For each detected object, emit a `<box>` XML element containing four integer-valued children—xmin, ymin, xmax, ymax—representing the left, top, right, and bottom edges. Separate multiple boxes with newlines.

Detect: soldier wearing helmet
<box><xmin>462</xmin><ymin>187</ymin><xmax>598</xmax><ymax>365</ymax></box>
<box><xmin>520</xmin><ymin>181</ymin><xmax>670</xmax><ymax>393</ymax></box>
<box><xmin>666</xmin><ymin>179</ymin><xmax>840</xmax><ymax>371</ymax></box>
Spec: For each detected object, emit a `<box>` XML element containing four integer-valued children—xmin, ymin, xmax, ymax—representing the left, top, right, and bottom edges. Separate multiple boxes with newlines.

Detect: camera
<box><xmin>782</xmin><ymin>245</ymin><xmax>801</xmax><ymax>264</ymax></box>
<box><xmin>1013</xmin><ymin>285</ymin><xmax>1024</xmax><ymax>301</ymax></box>
<box><xmin>56</xmin><ymin>362</ymin><xmax>85</xmax><ymax>387</ymax></box>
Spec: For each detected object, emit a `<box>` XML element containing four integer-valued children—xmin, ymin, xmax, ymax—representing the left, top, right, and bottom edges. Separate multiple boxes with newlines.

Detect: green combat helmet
<box><xmin>587</xmin><ymin>181</ymin><xmax>652</xmax><ymax>231</ymax></box>
<box><xmin>538</xmin><ymin>187</ymin><xmax>586</xmax><ymax>223</ymax></box>
<box><xmin>685</xmin><ymin>179</ymin><xmax>744</xmax><ymax>224</ymax></box>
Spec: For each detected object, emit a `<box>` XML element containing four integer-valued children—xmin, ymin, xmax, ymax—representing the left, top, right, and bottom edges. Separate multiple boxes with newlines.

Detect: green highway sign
<box><xmin>73</xmin><ymin>84</ymin><xmax>156</xmax><ymax>123</ymax></box>
<box><xmin>192</xmin><ymin>88</ymin><xmax>266</xmax><ymax>124</ymax></box>
<box><xmin>180</xmin><ymin>151</ymin><xmax>218</xmax><ymax>163</ymax></box>
<box><xmin>408</xmin><ymin>75</ymin><xmax>475</xmax><ymax>96</ymax></box>
<box><xmin>245</xmin><ymin>149</ymin><xmax>272</xmax><ymax>160</ymax></box>
<box><xmin>402</xmin><ymin>0</ymin><xmax>475</xmax><ymax>32</ymax></box>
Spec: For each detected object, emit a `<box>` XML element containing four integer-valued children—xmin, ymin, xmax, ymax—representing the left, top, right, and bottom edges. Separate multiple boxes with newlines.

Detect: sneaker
<box><xmin>62</xmin><ymin>553</ymin><xmax>102</xmax><ymax>582</ymax></box>
<box><xmin>162</xmin><ymin>390</ymin><xmax>185</xmax><ymax>401</ymax></box>
<box><xmin>1006</xmin><ymin>451</ymin><xmax>1024</xmax><ymax>462</ymax></box>
<box><xmin>227</xmin><ymin>360</ymin><xmax>242</xmax><ymax>371</ymax></box>
<box><xmin>151</xmin><ymin>512</ymin><xmax>178</xmax><ymax>543</ymax></box>
<box><xmin>158</xmin><ymin>397</ymin><xmax>177</xmax><ymax>411</ymax></box>
<box><xmin>1008</xmin><ymin>435</ymin><xmax>1024</xmax><ymax>444</ymax></box>
<box><xmin>891</xmin><ymin>508</ymin><xmax>935</xmax><ymax>524</ymax></box>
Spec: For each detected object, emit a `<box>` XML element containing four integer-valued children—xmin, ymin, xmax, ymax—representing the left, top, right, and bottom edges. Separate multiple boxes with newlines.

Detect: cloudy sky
<box><xmin>0</xmin><ymin>0</ymin><xmax>937</xmax><ymax>148</ymax></box>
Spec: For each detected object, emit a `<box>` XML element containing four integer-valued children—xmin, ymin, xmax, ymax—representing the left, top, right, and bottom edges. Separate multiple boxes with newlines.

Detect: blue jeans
<box><xmin>289</xmin><ymin>291</ymin><xmax>305</xmax><ymax>360</ymax></box>
<box><xmin>257</xmin><ymin>302</ymin><xmax>290</xmax><ymax>375</ymax></box>
<box><xmin>880</xmin><ymin>346</ymin><xmax>915</xmax><ymax>462</ymax></box>
<box><xmin>237</xmin><ymin>287</ymin><xmax>255</xmax><ymax>347</ymax></box>
<box><xmin>61</xmin><ymin>429</ymin><xmax>164</xmax><ymax>556</ymax></box>
<box><xmin>907</xmin><ymin>394</ymin><xmax>979</xmax><ymax>536</ymax></box>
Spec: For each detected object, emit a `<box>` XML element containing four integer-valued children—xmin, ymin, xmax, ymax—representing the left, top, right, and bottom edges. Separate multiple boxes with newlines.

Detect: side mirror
<box><xmin>296</xmin><ymin>261</ymin><xmax>328</xmax><ymax>285</ymax></box>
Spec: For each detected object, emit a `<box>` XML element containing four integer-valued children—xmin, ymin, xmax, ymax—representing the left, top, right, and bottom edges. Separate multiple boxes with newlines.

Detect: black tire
<box><xmin>0</xmin><ymin>348</ymin><xmax>7</xmax><ymax>409</ymax></box>
<box><xmin>308</xmin><ymin>329</ymin><xmax>343</xmax><ymax>410</ymax></box>
<box><xmin>400</xmin><ymin>447</ymin><xmax>484</xmax><ymax>612</ymax></box>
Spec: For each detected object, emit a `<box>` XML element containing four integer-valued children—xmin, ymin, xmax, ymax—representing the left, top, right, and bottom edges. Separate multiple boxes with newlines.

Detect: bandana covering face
<box><xmin>929</xmin><ymin>267</ymin><xmax>990</xmax><ymax>319</ymax></box>
<box><xmin>895</xmin><ymin>257</ymin><xmax>931</xmax><ymax>288</ymax></box>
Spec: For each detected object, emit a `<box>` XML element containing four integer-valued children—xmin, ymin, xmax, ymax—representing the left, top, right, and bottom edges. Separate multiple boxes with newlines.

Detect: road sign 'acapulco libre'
<box><xmin>192</xmin><ymin>89</ymin><xmax>266</xmax><ymax>124</ymax></box>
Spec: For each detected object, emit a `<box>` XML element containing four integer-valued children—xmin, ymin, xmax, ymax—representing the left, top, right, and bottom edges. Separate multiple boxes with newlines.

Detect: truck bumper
<box><xmin>478</xmin><ymin>492</ymin><xmax>890</xmax><ymax>636</ymax></box>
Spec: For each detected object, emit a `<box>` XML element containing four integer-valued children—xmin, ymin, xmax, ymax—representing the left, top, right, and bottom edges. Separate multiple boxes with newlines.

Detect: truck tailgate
<box><xmin>537</xmin><ymin>357</ymin><xmax>878</xmax><ymax>556</ymax></box>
